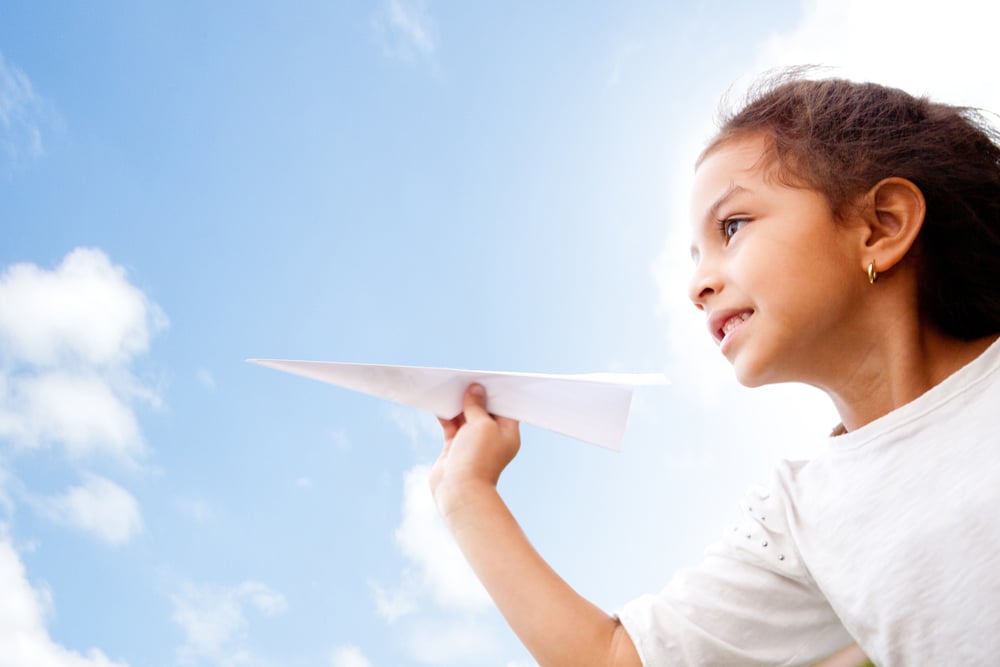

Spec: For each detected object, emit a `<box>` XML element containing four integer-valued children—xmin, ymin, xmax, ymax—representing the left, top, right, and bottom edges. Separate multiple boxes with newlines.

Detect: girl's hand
<box><xmin>429</xmin><ymin>383</ymin><xmax>521</xmax><ymax>515</ymax></box>
<box><xmin>427</xmin><ymin>385</ymin><xmax>639</xmax><ymax>667</ymax></box>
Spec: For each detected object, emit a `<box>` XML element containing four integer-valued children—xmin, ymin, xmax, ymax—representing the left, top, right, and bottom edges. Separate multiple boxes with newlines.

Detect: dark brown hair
<box><xmin>703</xmin><ymin>71</ymin><xmax>1000</xmax><ymax>340</ymax></box>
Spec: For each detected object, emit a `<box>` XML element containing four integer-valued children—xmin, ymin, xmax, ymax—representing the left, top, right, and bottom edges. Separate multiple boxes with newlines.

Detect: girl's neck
<box><xmin>827</xmin><ymin>329</ymin><xmax>999</xmax><ymax>433</ymax></box>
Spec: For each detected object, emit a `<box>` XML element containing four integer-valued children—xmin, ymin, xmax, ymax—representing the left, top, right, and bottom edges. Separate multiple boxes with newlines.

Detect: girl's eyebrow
<box><xmin>707</xmin><ymin>183</ymin><xmax>749</xmax><ymax>220</ymax></box>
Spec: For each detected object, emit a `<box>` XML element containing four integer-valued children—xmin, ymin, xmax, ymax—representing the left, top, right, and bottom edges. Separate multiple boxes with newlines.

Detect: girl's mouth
<box><xmin>713</xmin><ymin>310</ymin><xmax>753</xmax><ymax>346</ymax></box>
<box><xmin>721</xmin><ymin>312</ymin><xmax>751</xmax><ymax>338</ymax></box>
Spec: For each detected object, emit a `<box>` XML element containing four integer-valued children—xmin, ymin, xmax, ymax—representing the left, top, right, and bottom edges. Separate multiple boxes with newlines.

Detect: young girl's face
<box><xmin>688</xmin><ymin>135</ymin><xmax>868</xmax><ymax>388</ymax></box>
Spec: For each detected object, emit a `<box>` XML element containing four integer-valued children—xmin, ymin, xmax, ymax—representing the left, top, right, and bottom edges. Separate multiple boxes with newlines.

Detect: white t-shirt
<box><xmin>618</xmin><ymin>337</ymin><xmax>1000</xmax><ymax>666</ymax></box>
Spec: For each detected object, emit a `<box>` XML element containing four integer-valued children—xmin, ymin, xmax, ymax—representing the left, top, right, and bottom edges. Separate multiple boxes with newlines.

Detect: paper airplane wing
<box><xmin>249</xmin><ymin>359</ymin><xmax>665</xmax><ymax>450</ymax></box>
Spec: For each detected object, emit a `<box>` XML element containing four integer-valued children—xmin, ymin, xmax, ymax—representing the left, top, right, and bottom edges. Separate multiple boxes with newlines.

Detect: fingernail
<box><xmin>469</xmin><ymin>383</ymin><xmax>485</xmax><ymax>398</ymax></box>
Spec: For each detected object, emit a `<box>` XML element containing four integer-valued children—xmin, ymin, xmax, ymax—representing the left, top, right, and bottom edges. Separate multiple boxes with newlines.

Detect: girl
<box><xmin>429</xmin><ymin>74</ymin><xmax>1000</xmax><ymax>666</ymax></box>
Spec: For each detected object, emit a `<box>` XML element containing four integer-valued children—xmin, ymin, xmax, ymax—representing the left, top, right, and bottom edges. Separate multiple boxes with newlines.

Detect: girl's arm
<box><xmin>430</xmin><ymin>384</ymin><xmax>642</xmax><ymax>667</ymax></box>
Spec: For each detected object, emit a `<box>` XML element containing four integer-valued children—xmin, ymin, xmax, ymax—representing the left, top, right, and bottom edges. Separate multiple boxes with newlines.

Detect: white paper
<box><xmin>248</xmin><ymin>359</ymin><xmax>666</xmax><ymax>450</ymax></box>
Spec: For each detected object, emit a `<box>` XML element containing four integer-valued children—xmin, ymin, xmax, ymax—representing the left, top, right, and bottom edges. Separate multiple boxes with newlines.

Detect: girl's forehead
<box><xmin>696</xmin><ymin>136</ymin><xmax>769</xmax><ymax>184</ymax></box>
<box><xmin>690</xmin><ymin>137</ymin><xmax>769</xmax><ymax>214</ymax></box>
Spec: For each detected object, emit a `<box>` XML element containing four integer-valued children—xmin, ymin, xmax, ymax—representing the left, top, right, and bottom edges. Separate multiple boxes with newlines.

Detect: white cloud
<box><xmin>0</xmin><ymin>50</ymin><xmax>50</xmax><ymax>171</ymax></box>
<box><xmin>372</xmin><ymin>0</ymin><xmax>438</xmax><ymax>65</ymax></box>
<box><xmin>1</xmin><ymin>371</ymin><xmax>144</xmax><ymax>461</ymax></box>
<box><xmin>755</xmin><ymin>0</ymin><xmax>1000</xmax><ymax>112</ymax></box>
<box><xmin>37</xmin><ymin>474</ymin><xmax>142</xmax><ymax>545</ymax></box>
<box><xmin>171</xmin><ymin>580</ymin><xmax>287</xmax><ymax>666</ymax></box>
<box><xmin>0</xmin><ymin>248</ymin><xmax>163</xmax><ymax>663</ymax></box>
<box><xmin>0</xmin><ymin>248</ymin><xmax>165</xmax><ymax>465</ymax></box>
<box><xmin>0</xmin><ymin>532</ymin><xmax>127</xmax><ymax>666</ymax></box>
<box><xmin>0</xmin><ymin>248</ymin><xmax>166</xmax><ymax>369</ymax></box>
<box><xmin>330</xmin><ymin>645</ymin><xmax>372</xmax><ymax>667</ymax></box>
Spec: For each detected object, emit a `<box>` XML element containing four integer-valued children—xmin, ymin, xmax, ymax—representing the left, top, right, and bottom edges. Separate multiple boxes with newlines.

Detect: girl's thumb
<box><xmin>463</xmin><ymin>383</ymin><xmax>488</xmax><ymax>417</ymax></box>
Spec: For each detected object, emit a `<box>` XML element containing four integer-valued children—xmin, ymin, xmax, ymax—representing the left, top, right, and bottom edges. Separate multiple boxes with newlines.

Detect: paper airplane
<box><xmin>249</xmin><ymin>359</ymin><xmax>666</xmax><ymax>450</ymax></box>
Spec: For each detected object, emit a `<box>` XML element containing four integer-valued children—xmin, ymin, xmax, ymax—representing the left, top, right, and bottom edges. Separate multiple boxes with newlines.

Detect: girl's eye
<box><xmin>722</xmin><ymin>218</ymin><xmax>749</xmax><ymax>241</ymax></box>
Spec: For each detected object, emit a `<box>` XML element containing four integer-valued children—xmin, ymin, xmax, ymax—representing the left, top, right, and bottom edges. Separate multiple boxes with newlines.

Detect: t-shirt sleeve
<box><xmin>616</xmin><ymin>481</ymin><xmax>852</xmax><ymax>666</ymax></box>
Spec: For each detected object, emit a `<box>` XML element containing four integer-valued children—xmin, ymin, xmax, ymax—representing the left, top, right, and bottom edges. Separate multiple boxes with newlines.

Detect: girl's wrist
<box><xmin>433</xmin><ymin>477</ymin><xmax>502</xmax><ymax>527</ymax></box>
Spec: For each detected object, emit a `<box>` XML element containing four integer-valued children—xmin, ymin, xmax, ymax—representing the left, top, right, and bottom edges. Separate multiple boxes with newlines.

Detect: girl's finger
<box><xmin>462</xmin><ymin>383</ymin><xmax>492</xmax><ymax>424</ymax></box>
<box><xmin>496</xmin><ymin>416</ymin><xmax>520</xmax><ymax>440</ymax></box>
<box><xmin>438</xmin><ymin>414</ymin><xmax>463</xmax><ymax>439</ymax></box>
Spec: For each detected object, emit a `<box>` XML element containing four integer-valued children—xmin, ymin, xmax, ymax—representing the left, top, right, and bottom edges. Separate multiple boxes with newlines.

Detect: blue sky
<box><xmin>1</xmin><ymin>2</ymin><xmax>998</xmax><ymax>666</ymax></box>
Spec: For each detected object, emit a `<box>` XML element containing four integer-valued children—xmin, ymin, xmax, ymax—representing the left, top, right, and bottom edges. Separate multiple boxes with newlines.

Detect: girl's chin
<box><xmin>730</xmin><ymin>356</ymin><xmax>782</xmax><ymax>388</ymax></box>
<box><xmin>733</xmin><ymin>372</ymin><xmax>769</xmax><ymax>389</ymax></box>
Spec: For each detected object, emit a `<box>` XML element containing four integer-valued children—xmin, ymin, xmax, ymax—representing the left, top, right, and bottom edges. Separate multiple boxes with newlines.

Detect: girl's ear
<box><xmin>859</xmin><ymin>177</ymin><xmax>926</xmax><ymax>273</ymax></box>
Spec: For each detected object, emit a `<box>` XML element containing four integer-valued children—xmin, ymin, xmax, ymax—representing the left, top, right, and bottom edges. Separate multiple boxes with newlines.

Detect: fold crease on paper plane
<box><xmin>248</xmin><ymin>359</ymin><xmax>666</xmax><ymax>451</ymax></box>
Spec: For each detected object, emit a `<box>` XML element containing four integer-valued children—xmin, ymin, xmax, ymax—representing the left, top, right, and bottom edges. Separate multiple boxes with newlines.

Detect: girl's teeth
<box><xmin>722</xmin><ymin>312</ymin><xmax>750</xmax><ymax>336</ymax></box>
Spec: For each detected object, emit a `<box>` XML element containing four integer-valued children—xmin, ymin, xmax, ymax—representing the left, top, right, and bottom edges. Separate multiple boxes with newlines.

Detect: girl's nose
<box><xmin>688</xmin><ymin>260</ymin><xmax>720</xmax><ymax>310</ymax></box>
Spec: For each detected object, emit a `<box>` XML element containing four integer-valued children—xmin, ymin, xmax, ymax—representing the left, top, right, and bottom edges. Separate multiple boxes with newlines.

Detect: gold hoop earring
<box><xmin>867</xmin><ymin>261</ymin><xmax>879</xmax><ymax>285</ymax></box>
